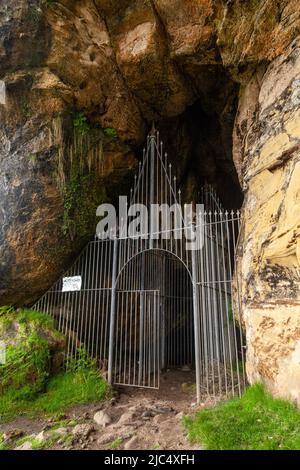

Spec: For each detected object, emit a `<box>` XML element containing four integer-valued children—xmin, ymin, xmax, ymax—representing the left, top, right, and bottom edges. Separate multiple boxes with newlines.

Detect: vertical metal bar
<box><xmin>138</xmin><ymin>251</ymin><xmax>145</xmax><ymax>385</ymax></box>
<box><xmin>220</xmin><ymin>211</ymin><xmax>235</xmax><ymax>395</ymax></box>
<box><xmin>161</xmin><ymin>253</ymin><xmax>166</xmax><ymax>370</ymax></box>
<box><xmin>215</xmin><ymin>212</ymin><xmax>228</xmax><ymax>395</ymax></box>
<box><xmin>191</xmin><ymin>225</ymin><xmax>201</xmax><ymax>404</ymax></box>
<box><xmin>149</xmin><ymin>129</ymin><xmax>155</xmax><ymax>249</ymax></box>
<box><xmin>108</xmin><ymin>236</ymin><xmax>118</xmax><ymax>384</ymax></box>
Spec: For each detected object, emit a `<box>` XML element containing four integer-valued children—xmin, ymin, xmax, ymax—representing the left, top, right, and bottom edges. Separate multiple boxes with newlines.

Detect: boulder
<box><xmin>0</xmin><ymin>307</ymin><xmax>65</xmax><ymax>398</ymax></box>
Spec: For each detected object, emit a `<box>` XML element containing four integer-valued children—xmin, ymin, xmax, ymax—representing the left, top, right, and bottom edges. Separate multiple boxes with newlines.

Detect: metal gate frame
<box><xmin>33</xmin><ymin>128</ymin><xmax>246</xmax><ymax>403</ymax></box>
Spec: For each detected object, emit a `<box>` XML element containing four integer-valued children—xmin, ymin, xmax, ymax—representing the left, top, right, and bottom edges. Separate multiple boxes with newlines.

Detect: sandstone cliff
<box><xmin>1</xmin><ymin>0</ymin><xmax>300</xmax><ymax>403</ymax></box>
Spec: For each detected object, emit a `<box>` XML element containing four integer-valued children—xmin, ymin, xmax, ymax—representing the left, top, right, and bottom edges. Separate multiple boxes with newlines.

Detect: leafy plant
<box><xmin>73</xmin><ymin>112</ymin><xmax>90</xmax><ymax>136</ymax></box>
<box><xmin>103</xmin><ymin>127</ymin><xmax>117</xmax><ymax>138</ymax></box>
<box><xmin>67</xmin><ymin>347</ymin><xmax>96</xmax><ymax>373</ymax></box>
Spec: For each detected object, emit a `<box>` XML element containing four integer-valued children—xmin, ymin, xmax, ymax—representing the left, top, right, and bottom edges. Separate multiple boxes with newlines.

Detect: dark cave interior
<box><xmin>134</xmin><ymin>68</ymin><xmax>244</xmax><ymax>211</ymax></box>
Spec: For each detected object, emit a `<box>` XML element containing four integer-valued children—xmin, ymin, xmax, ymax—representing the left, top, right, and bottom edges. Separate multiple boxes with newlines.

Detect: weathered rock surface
<box><xmin>1</xmin><ymin>0</ymin><xmax>300</xmax><ymax>403</ymax></box>
<box><xmin>234</xmin><ymin>36</ymin><xmax>300</xmax><ymax>404</ymax></box>
<box><xmin>72</xmin><ymin>423</ymin><xmax>94</xmax><ymax>437</ymax></box>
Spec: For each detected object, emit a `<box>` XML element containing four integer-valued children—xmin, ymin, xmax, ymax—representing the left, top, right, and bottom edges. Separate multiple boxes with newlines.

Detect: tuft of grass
<box><xmin>110</xmin><ymin>437</ymin><xmax>123</xmax><ymax>449</ymax></box>
<box><xmin>184</xmin><ymin>384</ymin><xmax>300</xmax><ymax>450</ymax></box>
<box><xmin>14</xmin><ymin>435</ymin><xmax>53</xmax><ymax>451</ymax></box>
<box><xmin>33</xmin><ymin>367</ymin><xmax>109</xmax><ymax>414</ymax></box>
<box><xmin>0</xmin><ymin>433</ymin><xmax>9</xmax><ymax>451</ymax></box>
<box><xmin>0</xmin><ymin>365</ymin><xmax>110</xmax><ymax>422</ymax></box>
<box><xmin>0</xmin><ymin>305</ymin><xmax>15</xmax><ymax>317</ymax></box>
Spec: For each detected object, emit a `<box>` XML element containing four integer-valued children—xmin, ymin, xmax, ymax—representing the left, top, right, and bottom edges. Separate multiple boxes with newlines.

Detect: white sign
<box><xmin>62</xmin><ymin>276</ymin><xmax>82</xmax><ymax>292</ymax></box>
<box><xmin>0</xmin><ymin>340</ymin><xmax>6</xmax><ymax>365</ymax></box>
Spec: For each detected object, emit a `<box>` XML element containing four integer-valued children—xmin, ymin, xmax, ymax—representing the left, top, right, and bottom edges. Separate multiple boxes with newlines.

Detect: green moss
<box><xmin>103</xmin><ymin>127</ymin><xmax>118</xmax><ymax>138</ymax></box>
<box><xmin>0</xmin><ymin>308</ymin><xmax>63</xmax><ymax>401</ymax></box>
<box><xmin>2</xmin><ymin>333</ymin><xmax>50</xmax><ymax>400</ymax></box>
<box><xmin>0</xmin><ymin>349</ymin><xmax>110</xmax><ymax>422</ymax></box>
<box><xmin>62</xmin><ymin>172</ymin><xmax>107</xmax><ymax>240</ymax></box>
<box><xmin>72</xmin><ymin>112</ymin><xmax>90</xmax><ymax>136</ymax></box>
<box><xmin>184</xmin><ymin>384</ymin><xmax>300</xmax><ymax>450</ymax></box>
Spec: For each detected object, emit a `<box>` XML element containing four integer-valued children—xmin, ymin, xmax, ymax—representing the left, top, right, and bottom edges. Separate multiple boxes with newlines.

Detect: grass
<box><xmin>0</xmin><ymin>433</ymin><xmax>9</xmax><ymax>451</ymax></box>
<box><xmin>0</xmin><ymin>307</ymin><xmax>110</xmax><ymax>422</ymax></box>
<box><xmin>184</xmin><ymin>384</ymin><xmax>300</xmax><ymax>450</ymax></box>
<box><xmin>15</xmin><ymin>435</ymin><xmax>54</xmax><ymax>451</ymax></box>
<box><xmin>0</xmin><ymin>365</ymin><xmax>110</xmax><ymax>422</ymax></box>
<box><xmin>14</xmin><ymin>428</ymin><xmax>76</xmax><ymax>451</ymax></box>
<box><xmin>110</xmin><ymin>437</ymin><xmax>123</xmax><ymax>449</ymax></box>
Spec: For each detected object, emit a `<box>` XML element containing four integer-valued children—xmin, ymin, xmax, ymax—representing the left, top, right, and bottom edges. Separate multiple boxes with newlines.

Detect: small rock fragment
<box><xmin>35</xmin><ymin>431</ymin><xmax>48</xmax><ymax>442</ymax></box>
<box><xmin>97</xmin><ymin>433</ymin><xmax>116</xmax><ymax>445</ymax></box>
<box><xmin>72</xmin><ymin>423</ymin><xmax>95</xmax><ymax>438</ymax></box>
<box><xmin>124</xmin><ymin>436</ymin><xmax>139</xmax><ymax>450</ymax></box>
<box><xmin>94</xmin><ymin>410</ymin><xmax>112</xmax><ymax>428</ymax></box>
<box><xmin>117</xmin><ymin>411</ymin><xmax>137</xmax><ymax>425</ymax></box>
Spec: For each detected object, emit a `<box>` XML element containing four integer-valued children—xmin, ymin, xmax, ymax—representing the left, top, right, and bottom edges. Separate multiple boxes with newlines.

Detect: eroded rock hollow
<box><xmin>1</xmin><ymin>0</ymin><xmax>300</xmax><ymax>403</ymax></box>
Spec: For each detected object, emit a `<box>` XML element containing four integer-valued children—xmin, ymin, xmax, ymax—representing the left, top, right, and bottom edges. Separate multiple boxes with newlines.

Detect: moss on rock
<box><xmin>0</xmin><ymin>307</ymin><xmax>65</xmax><ymax>400</ymax></box>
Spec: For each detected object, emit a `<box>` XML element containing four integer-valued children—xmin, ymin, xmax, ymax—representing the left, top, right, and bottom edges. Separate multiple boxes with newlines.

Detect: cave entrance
<box><xmin>34</xmin><ymin>127</ymin><xmax>246</xmax><ymax>402</ymax></box>
<box><xmin>112</xmin><ymin>249</ymin><xmax>194</xmax><ymax>389</ymax></box>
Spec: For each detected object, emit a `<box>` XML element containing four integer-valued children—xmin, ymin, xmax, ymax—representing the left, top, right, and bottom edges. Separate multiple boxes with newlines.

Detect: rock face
<box><xmin>1</xmin><ymin>0</ymin><xmax>300</xmax><ymax>402</ymax></box>
<box><xmin>234</xmin><ymin>38</ymin><xmax>300</xmax><ymax>404</ymax></box>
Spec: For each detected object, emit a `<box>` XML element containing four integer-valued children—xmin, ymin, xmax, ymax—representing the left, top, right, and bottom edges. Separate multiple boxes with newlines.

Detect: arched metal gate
<box><xmin>33</xmin><ymin>129</ymin><xmax>246</xmax><ymax>402</ymax></box>
<box><xmin>111</xmin><ymin>249</ymin><xmax>194</xmax><ymax>389</ymax></box>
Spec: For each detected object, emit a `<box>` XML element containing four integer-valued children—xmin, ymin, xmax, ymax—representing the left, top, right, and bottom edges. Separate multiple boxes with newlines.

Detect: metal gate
<box><xmin>33</xmin><ymin>127</ymin><xmax>246</xmax><ymax>402</ymax></box>
<box><xmin>113</xmin><ymin>289</ymin><xmax>160</xmax><ymax>388</ymax></box>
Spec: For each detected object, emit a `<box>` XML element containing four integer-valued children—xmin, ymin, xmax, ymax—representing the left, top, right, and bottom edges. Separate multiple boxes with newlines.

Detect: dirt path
<box><xmin>1</xmin><ymin>369</ymin><xmax>204</xmax><ymax>450</ymax></box>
